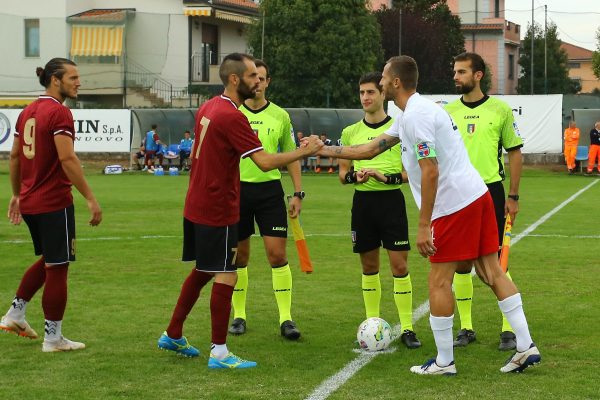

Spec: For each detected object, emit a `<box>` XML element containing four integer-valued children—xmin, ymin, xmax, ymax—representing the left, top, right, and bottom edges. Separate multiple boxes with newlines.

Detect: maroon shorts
<box><xmin>429</xmin><ymin>192</ymin><xmax>498</xmax><ymax>263</ymax></box>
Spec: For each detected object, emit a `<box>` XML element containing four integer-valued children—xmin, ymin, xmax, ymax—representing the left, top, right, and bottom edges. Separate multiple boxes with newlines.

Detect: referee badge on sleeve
<box><xmin>513</xmin><ymin>121</ymin><xmax>522</xmax><ymax>137</ymax></box>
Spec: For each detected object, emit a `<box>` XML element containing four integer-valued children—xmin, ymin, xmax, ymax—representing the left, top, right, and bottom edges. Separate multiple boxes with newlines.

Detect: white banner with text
<box><xmin>388</xmin><ymin>94</ymin><xmax>563</xmax><ymax>153</ymax></box>
<box><xmin>0</xmin><ymin>109</ymin><xmax>131</xmax><ymax>152</ymax></box>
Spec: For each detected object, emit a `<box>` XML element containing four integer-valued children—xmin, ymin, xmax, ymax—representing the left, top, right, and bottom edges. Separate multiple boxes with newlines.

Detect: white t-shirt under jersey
<box><xmin>385</xmin><ymin>93</ymin><xmax>487</xmax><ymax>220</ymax></box>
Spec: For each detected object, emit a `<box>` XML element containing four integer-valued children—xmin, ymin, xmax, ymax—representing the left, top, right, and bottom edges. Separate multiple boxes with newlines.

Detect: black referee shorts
<box><xmin>238</xmin><ymin>180</ymin><xmax>288</xmax><ymax>240</ymax></box>
<box><xmin>486</xmin><ymin>181</ymin><xmax>506</xmax><ymax>248</ymax></box>
<box><xmin>182</xmin><ymin>218</ymin><xmax>238</xmax><ymax>273</ymax></box>
<box><xmin>351</xmin><ymin>189</ymin><xmax>410</xmax><ymax>254</ymax></box>
<box><xmin>22</xmin><ymin>205</ymin><xmax>76</xmax><ymax>265</ymax></box>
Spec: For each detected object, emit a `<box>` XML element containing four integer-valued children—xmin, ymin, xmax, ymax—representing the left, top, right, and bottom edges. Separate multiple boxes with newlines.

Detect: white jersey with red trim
<box><xmin>385</xmin><ymin>93</ymin><xmax>487</xmax><ymax>220</ymax></box>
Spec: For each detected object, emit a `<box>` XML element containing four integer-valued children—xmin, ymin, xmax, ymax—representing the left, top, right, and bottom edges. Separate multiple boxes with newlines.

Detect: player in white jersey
<box><xmin>317</xmin><ymin>56</ymin><xmax>541</xmax><ymax>375</ymax></box>
<box><xmin>385</xmin><ymin>97</ymin><xmax>487</xmax><ymax>220</ymax></box>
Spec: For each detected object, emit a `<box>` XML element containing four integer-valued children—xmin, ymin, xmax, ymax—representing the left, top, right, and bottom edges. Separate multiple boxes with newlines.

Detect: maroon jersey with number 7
<box><xmin>184</xmin><ymin>95</ymin><xmax>263</xmax><ymax>226</ymax></box>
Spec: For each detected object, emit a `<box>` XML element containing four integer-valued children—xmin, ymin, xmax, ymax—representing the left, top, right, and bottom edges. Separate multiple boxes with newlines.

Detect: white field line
<box><xmin>3</xmin><ymin>232</ymin><xmax>600</xmax><ymax>245</ymax></box>
<box><xmin>511</xmin><ymin>179</ymin><xmax>598</xmax><ymax>246</ymax></box>
<box><xmin>303</xmin><ymin>178</ymin><xmax>598</xmax><ymax>400</ymax></box>
<box><xmin>305</xmin><ymin>301</ymin><xmax>429</xmax><ymax>400</ymax></box>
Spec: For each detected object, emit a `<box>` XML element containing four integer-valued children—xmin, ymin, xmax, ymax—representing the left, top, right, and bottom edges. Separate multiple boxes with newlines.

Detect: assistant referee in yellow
<box><xmin>445</xmin><ymin>52</ymin><xmax>523</xmax><ymax>351</ymax></box>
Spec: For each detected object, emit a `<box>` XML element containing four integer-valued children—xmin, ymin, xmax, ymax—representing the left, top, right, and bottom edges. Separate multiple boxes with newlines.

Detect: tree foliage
<box><xmin>592</xmin><ymin>27</ymin><xmax>600</xmax><ymax>80</ymax></box>
<box><xmin>480</xmin><ymin>62</ymin><xmax>493</xmax><ymax>94</ymax></box>
<box><xmin>517</xmin><ymin>22</ymin><xmax>577</xmax><ymax>94</ymax></box>
<box><xmin>375</xmin><ymin>0</ymin><xmax>465</xmax><ymax>94</ymax></box>
<box><xmin>246</xmin><ymin>0</ymin><xmax>383</xmax><ymax>108</ymax></box>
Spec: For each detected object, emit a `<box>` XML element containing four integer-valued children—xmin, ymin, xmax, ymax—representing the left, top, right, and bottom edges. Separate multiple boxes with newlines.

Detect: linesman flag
<box><xmin>287</xmin><ymin>196</ymin><xmax>313</xmax><ymax>274</ymax></box>
<box><xmin>499</xmin><ymin>214</ymin><xmax>512</xmax><ymax>273</ymax></box>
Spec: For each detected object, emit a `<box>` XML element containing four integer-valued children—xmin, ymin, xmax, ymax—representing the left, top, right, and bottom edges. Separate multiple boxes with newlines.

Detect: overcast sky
<box><xmin>504</xmin><ymin>0</ymin><xmax>599</xmax><ymax>51</ymax></box>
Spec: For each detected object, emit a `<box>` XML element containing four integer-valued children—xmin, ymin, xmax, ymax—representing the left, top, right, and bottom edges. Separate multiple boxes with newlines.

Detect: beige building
<box><xmin>368</xmin><ymin>0</ymin><xmax>392</xmax><ymax>10</ymax></box>
<box><xmin>560</xmin><ymin>42</ymin><xmax>600</xmax><ymax>94</ymax></box>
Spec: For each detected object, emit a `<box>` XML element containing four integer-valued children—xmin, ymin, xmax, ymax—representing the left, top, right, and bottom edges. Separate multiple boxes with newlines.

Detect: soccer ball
<box><xmin>356</xmin><ymin>317</ymin><xmax>392</xmax><ymax>352</ymax></box>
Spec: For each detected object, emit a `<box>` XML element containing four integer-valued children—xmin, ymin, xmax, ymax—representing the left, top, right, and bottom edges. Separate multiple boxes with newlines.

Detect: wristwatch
<box><xmin>293</xmin><ymin>191</ymin><xmax>306</xmax><ymax>200</ymax></box>
<box><xmin>507</xmin><ymin>194</ymin><xmax>519</xmax><ymax>201</ymax></box>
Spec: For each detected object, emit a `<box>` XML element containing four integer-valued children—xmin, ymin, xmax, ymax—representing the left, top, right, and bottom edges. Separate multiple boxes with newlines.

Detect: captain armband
<box><xmin>384</xmin><ymin>173</ymin><xmax>403</xmax><ymax>185</ymax></box>
<box><xmin>344</xmin><ymin>171</ymin><xmax>358</xmax><ymax>184</ymax></box>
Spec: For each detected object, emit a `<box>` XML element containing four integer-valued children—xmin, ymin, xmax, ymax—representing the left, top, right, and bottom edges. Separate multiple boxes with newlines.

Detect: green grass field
<box><xmin>0</xmin><ymin>166</ymin><xmax>599</xmax><ymax>400</ymax></box>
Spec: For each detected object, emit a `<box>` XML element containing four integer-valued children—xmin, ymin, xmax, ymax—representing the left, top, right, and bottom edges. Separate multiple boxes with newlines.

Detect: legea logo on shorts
<box><xmin>0</xmin><ymin>112</ymin><xmax>11</xmax><ymax>145</ymax></box>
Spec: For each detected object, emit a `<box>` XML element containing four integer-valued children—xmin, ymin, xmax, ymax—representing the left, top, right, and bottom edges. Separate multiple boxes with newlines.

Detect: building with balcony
<box><xmin>0</xmin><ymin>0</ymin><xmax>259</xmax><ymax>108</ymax></box>
<box><xmin>447</xmin><ymin>0</ymin><xmax>520</xmax><ymax>94</ymax></box>
<box><xmin>366</xmin><ymin>0</ymin><xmax>521</xmax><ymax>94</ymax></box>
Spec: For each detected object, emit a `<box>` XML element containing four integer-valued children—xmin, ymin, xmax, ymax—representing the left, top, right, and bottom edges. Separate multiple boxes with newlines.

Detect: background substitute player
<box><xmin>229</xmin><ymin>59</ymin><xmax>303</xmax><ymax>340</ymax></box>
<box><xmin>446</xmin><ymin>52</ymin><xmax>523</xmax><ymax>351</ymax></box>
<box><xmin>338</xmin><ymin>72</ymin><xmax>420</xmax><ymax>349</ymax></box>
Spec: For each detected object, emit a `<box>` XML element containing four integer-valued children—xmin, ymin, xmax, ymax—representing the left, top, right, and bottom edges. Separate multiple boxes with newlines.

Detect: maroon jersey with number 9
<box><xmin>15</xmin><ymin>96</ymin><xmax>74</xmax><ymax>214</ymax></box>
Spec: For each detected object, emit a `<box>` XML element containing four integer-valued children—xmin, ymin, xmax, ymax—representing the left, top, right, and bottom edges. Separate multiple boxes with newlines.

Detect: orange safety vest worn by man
<box><xmin>587</xmin><ymin>121</ymin><xmax>600</xmax><ymax>175</ymax></box>
<box><xmin>563</xmin><ymin>121</ymin><xmax>580</xmax><ymax>174</ymax></box>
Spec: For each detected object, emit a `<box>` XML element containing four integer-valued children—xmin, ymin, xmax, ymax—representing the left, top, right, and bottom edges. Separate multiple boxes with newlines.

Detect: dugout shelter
<box><xmin>130</xmin><ymin>107</ymin><xmax>365</xmax><ymax>163</ymax></box>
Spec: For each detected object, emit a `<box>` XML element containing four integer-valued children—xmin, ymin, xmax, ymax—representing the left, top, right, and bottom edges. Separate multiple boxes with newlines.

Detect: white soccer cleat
<box><xmin>0</xmin><ymin>315</ymin><xmax>39</xmax><ymax>339</ymax></box>
<box><xmin>410</xmin><ymin>358</ymin><xmax>457</xmax><ymax>375</ymax></box>
<box><xmin>42</xmin><ymin>336</ymin><xmax>86</xmax><ymax>352</ymax></box>
<box><xmin>500</xmin><ymin>343</ymin><xmax>541</xmax><ymax>373</ymax></box>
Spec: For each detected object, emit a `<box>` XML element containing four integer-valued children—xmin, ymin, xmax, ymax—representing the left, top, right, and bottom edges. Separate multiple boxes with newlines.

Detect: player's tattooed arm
<box><xmin>320</xmin><ymin>133</ymin><xmax>397</xmax><ymax>160</ymax></box>
<box><xmin>377</xmin><ymin>136</ymin><xmax>399</xmax><ymax>153</ymax></box>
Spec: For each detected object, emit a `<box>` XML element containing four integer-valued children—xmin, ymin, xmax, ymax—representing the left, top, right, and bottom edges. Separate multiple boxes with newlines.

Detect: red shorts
<box><xmin>429</xmin><ymin>192</ymin><xmax>498</xmax><ymax>263</ymax></box>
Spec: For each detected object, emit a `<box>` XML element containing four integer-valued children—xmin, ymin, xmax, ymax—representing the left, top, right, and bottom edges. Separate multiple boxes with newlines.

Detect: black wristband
<box><xmin>384</xmin><ymin>173</ymin><xmax>403</xmax><ymax>185</ymax></box>
<box><xmin>507</xmin><ymin>194</ymin><xmax>519</xmax><ymax>201</ymax></box>
<box><xmin>344</xmin><ymin>171</ymin><xmax>357</xmax><ymax>184</ymax></box>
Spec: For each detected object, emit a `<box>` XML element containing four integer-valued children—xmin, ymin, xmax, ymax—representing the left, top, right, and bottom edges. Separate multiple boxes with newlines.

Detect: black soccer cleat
<box><xmin>498</xmin><ymin>331</ymin><xmax>517</xmax><ymax>351</ymax></box>
<box><xmin>453</xmin><ymin>329</ymin><xmax>476</xmax><ymax>347</ymax></box>
<box><xmin>228</xmin><ymin>318</ymin><xmax>247</xmax><ymax>335</ymax></box>
<box><xmin>400</xmin><ymin>329</ymin><xmax>422</xmax><ymax>349</ymax></box>
<box><xmin>280</xmin><ymin>320</ymin><xmax>301</xmax><ymax>340</ymax></box>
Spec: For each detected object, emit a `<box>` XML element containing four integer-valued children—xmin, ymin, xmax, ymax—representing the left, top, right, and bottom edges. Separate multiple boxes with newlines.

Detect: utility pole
<box><xmin>398</xmin><ymin>8</ymin><xmax>402</xmax><ymax>55</ymax></box>
<box><xmin>531</xmin><ymin>0</ymin><xmax>534</xmax><ymax>95</ymax></box>
<box><xmin>544</xmin><ymin>4</ymin><xmax>548</xmax><ymax>94</ymax></box>
<box><xmin>261</xmin><ymin>10</ymin><xmax>265</xmax><ymax>60</ymax></box>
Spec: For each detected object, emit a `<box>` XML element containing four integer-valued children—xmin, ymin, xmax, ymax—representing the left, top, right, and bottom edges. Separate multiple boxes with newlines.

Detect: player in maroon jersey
<box><xmin>157</xmin><ymin>53</ymin><xmax>322</xmax><ymax>369</ymax></box>
<box><xmin>1</xmin><ymin>58</ymin><xmax>102</xmax><ymax>352</ymax></box>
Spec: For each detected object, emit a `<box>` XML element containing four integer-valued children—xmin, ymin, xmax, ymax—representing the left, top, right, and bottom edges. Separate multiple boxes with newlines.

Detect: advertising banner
<box><xmin>0</xmin><ymin>109</ymin><xmax>131</xmax><ymax>152</ymax></box>
<box><xmin>388</xmin><ymin>95</ymin><xmax>563</xmax><ymax>153</ymax></box>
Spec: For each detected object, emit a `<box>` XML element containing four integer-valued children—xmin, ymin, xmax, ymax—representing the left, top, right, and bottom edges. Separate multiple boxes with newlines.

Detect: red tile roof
<box><xmin>560</xmin><ymin>42</ymin><xmax>593</xmax><ymax>60</ymax></box>
<box><xmin>68</xmin><ymin>9</ymin><xmax>131</xmax><ymax>23</ymax></box>
<box><xmin>213</xmin><ymin>0</ymin><xmax>258</xmax><ymax>9</ymax></box>
<box><xmin>461</xmin><ymin>23</ymin><xmax>504</xmax><ymax>30</ymax></box>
